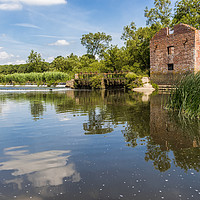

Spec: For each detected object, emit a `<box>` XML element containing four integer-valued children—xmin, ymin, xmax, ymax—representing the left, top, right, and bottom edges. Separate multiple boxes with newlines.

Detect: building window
<box><xmin>168</xmin><ymin>64</ymin><xmax>174</xmax><ymax>70</ymax></box>
<box><xmin>167</xmin><ymin>46</ymin><xmax>174</xmax><ymax>55</ymax></box>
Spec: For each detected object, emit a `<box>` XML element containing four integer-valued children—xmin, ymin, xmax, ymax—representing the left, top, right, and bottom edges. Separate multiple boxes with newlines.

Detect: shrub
<box><xmin>151</xmin><ymin>82</ymin><xmax>159</xmax><ymax>90</ymax></box>
<box><xmin>125</xmin><ymin>72</ymin><xmax>138</xmax><ymax>81</ymax></box>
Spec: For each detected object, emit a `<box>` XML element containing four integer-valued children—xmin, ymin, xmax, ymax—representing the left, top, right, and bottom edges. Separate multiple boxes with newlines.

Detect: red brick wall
<box><xmin>195</xmin><ymin>30</ymin><xmax>200</xmax><ymax>72</ymax></box>
<box><xmin>150</xmin><ymin>24</ymin><xmax>198</xmax><ymax>85</ymax></box>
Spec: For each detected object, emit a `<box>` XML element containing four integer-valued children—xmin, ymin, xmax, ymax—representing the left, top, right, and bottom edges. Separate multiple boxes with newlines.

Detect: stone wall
<box><xmin>150</xmin><ymin>24</ymin><xmax>199</xmax><ymax>85</ymax></box>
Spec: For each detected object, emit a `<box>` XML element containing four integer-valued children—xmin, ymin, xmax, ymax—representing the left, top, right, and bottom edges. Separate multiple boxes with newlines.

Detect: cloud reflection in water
<box><xmin>0</xmin><ymin>146</ymin><xmax>80</xmax><ymax>188</ymax></box>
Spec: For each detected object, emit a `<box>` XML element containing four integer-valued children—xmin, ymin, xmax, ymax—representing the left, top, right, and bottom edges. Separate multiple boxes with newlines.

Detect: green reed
<box><xmin>0</xmin><ymin>72</ymin><xmax>71</xmax><ymax>85</ymax></box>
<box><xmin>167</xmin><ymin>72</ymin><xmax>200</xmax><ymax>119</ymax></box>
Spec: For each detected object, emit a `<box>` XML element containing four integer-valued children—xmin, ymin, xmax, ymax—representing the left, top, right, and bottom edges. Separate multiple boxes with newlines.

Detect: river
<box><xmin>0</xmin><ymin>89</ymin><xmax>199</xmax><ymax>200</ymax></box>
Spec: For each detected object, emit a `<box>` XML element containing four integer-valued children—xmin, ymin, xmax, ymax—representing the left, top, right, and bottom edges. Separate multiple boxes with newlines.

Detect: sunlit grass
<box><xmin>167</xmin><ymin>72</ymin><xmax>200</xmax><ymax>119</ymax></box>
<box><xmin>0</xmin><ymin>72</ymin><xmax>71</xmax><ymax>85</ymax></box>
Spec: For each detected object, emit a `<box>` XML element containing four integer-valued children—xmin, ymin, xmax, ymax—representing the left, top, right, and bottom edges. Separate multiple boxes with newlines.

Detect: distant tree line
<box><xmin>0</xmin><ymin>0</ymin><xmax>199</xmax><ymax>77</ymax></box>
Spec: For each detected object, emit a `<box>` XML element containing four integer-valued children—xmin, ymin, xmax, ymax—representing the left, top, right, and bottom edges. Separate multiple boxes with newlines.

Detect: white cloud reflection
<box><xmin>0</xmin><ymin>146</ymin><xmax>80</xmax><ymax>188</ymax></box>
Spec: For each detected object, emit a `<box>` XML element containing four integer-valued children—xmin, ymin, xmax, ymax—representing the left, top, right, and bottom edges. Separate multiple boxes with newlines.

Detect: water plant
<box><xmin>167</xmin><ymin>72</ymin><xmax>200</xmax><ymax>119</ymax></box>
<box><xmin>0</xmin><ymin>72</ymin><xmax>71</xmax><ymax>85</ymax></box>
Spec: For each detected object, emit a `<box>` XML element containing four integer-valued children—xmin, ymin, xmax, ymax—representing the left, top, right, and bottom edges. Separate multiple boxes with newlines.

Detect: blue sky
<box><xmin>0</xmin><ymin>0</ymin><xmax>170</xmax><ymax>65</ymax></box>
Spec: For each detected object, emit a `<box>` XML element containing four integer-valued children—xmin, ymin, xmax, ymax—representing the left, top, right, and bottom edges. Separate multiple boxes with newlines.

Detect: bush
<box><xmin>125</xmin><ymin>72</ymin><xmax>138</xmax><ymax>81</ymax></box>
<box><xmin>125</xmin><ymin>72</ymin><xmax>142</xmax><ymax>89</ymax></box>
<box><xmin>126</xmin><ymin>77</ymin><xmax>143</xmax><ymax>89</ymax></box>
<box><xmin>151</xmin><ymin>82</ymin><xmax>159</xmax><ymax>90</ymax></box>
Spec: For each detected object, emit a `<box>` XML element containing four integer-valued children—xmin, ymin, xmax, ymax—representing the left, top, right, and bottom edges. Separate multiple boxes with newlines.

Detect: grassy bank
<box><xmin>0</xmin><ymin>72</ymin><xmax>71</xmax><ymax>85</ymax></box>
<box><xmin>167</xmin><ymin>73</ymin><xmax>200</xmax><ymax>119</ymax></box>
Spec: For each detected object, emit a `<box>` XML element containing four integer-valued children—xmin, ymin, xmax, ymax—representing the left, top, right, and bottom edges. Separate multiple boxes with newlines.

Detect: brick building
<box><xmin>150</xmin><ymin>23</ymin><xmax>200</xmax><ymax>85</ymax></box>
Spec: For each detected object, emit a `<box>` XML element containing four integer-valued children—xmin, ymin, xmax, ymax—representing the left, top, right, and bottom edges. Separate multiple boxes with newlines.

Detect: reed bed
<box><xmin>0</xmin><ymin>72</ymin><xmax>71</xmax><ymax>85</ymax></box>
<box><xmin>167</xmin><ymin>72</ymin><xmax>200</xmax><ymax>119</ymax></box>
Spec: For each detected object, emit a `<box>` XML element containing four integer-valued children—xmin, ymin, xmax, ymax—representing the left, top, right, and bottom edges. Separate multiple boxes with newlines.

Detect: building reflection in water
<box><xmin>148</xmin><ymin>94</ymin><xmax>200</xmax><ymax>172</ymax></box>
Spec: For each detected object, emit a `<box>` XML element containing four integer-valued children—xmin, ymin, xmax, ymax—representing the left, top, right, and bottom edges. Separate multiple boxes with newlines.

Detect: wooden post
<box><xmin>101</xmin><ymin>78</ymin><xmax>105</xmax><ymax>89</ymax></box>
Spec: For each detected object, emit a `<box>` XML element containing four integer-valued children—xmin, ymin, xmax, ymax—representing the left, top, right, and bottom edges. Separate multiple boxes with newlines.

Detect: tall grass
<box><xmin>0</xmin><ymin>72</ymin><xmax>71</xmax><ymax>84</ymax></box>
<box><xmin>167</xmin><ymin>72</ymin><xmax>200</xmax><ymax>119</ymax></box>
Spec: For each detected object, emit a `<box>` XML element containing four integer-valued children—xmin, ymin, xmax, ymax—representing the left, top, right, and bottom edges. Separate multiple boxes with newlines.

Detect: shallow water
<box><xmin>0</xmin><ymin>90</ymin><xmax>199</xmax><ymax>200</ymax></box>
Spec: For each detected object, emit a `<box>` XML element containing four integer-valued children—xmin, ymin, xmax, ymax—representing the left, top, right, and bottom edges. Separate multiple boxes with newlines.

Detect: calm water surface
<box><xmin>0</xmin><ymin>89</ymin><xmax>199</xmax><ymax>200</ymax></box>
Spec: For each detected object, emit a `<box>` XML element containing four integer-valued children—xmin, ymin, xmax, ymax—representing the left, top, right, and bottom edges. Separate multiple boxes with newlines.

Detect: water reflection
<box><xmin>30</xmin><ymin>101</ymin><xmax>46</xmax><ymax>121</ymax></box>
<box><xmin>83</xmin><ymin>109</ymin><xmax>114</xmax><ymax>135</ymax></box>
<box><xmin>0</xmin><ymin>90</ymin><xmax>199</xmax><ymax>174</ymax></box>
<box><xmin>0</xmin><ymin>90</ymin><xmax>200</xmax><ymax>200</ymax></box>
<box><xmin>149</xmin><ymin>95</ymin><xmax>200</xmax><ymax>172</ymax></box>
<box><xmin>0</xmin><ymin>146</ymin><xmax>80</xmax><ymax>189</ymax></box>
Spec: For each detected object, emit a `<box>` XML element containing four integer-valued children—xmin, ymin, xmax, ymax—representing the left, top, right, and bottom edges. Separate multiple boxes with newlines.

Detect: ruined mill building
<box><xmin>150</xmin><ymin>23</ymin><xmax>200</xmax><ymax>85</ymax></box>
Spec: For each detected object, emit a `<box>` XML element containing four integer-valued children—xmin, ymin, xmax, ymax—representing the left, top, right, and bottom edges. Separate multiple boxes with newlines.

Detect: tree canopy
<box><xmin>81</xmin><ymin>32</ymin><xmax>112</xmax><ymax>57</ymax></box>
<box><xmin>172</xmin><ymin>0</ymin><xmax>200</xmax><ymax>29</ymax></box>
<box><xmin>144</xmin><ymin>0</ymin><xmax>172</xmax><ymax>27</ymax></box>
<box><xmin>27</xmin><ymin>50</ymin><xmax>48</xmax><ymax>72</ymax></box>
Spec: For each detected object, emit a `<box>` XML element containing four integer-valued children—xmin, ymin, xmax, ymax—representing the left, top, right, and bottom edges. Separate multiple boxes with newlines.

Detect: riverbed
<box><xmin>0</xmin><ymin>89</ymin><xmax>199</xmax><ymax>200</ymax></box>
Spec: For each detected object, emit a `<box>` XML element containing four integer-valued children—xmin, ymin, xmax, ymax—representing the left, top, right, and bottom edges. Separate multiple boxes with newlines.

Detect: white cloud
<box><xmin>35</xmin><ymin>34</ymin><xmax>59</xmax><ymax>38</ymax></box>
<box><xmin>0</xmin><ymin>2</ymin><xmax>22</xmax><ymax>10</ymax></box>
<box><xmin>3</xmin><ymin>60</ymin><xmax>26</xmax><ymax>65</ymax></box>
<box><xmin>0</xmin><ymin>47</ymin><xmax>3</xmax><ymax>49</ymax></box>
<box><xmin>46</xmin><ymin>56</ymin><xmax>55</xmax><ymax>62</ymax></box>
<box><xmin>20</xmin><ymin>0</ymin><xmax>67</xmax><ymax>6</ymax></box>
<box><xmin>15</xmin><ymin>23</ymin><xmax>40</xmax><ymax>29</ymax></box>
<box><xmin>0</xmin><ymin>51</ymin><xmax>14</xmax><ymax>59</ymax></box>
<box><xmin>14</xmin><ymin>59</ymin><xmax>26</xmax><ymax>64</ymax></box>
<box><xmin>0</xmin><ymin>0</ymin><xmax>67</xmax><ymax>10</ymax></box>
<box><xmin>49</xmin><ymin>40</ymin><xmax>70</xmax><ymax>46</ymax></box>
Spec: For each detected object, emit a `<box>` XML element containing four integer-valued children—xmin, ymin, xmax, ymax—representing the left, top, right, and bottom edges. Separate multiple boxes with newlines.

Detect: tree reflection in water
<box><xmin>30</xmin><ymin>100</ymin><xmax>46</xmax><ymax>121</ymax></box>
<box><xmin>0</xmin><ymin>90</ymin><xmax>199</xmax><ymax>172</ymax></box>
<box><xmin>83</xmin><ymin>109</ymin><xmax>114</xmax><ymax>135</ymax></box>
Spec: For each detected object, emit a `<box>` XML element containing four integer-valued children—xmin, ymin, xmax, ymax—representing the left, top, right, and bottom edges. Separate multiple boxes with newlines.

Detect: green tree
<box><xmin>144</xmin><ymin>0</ymin><xmax>172</xmax><ymax>27</ymax></box>
<box><xmin>51</xmin><ymin>56</ymin><xmax>66</xmax><ymax>71</ymax></box>
<box><xmin>121</xmin><ymin>22</ymin><xmax>161</xmax><ymax>72</ymax></box>
<box><xmin>172</xmin><ymin>0</ymin><xmax>200</xmax><ymax>29</ymax></box>
<box><xmin>27</xmin><ymin>50</ymin><xmax>48</xmax><ymax>72</ymax></box>
<box><xmin>81</xmin><ymin>32</ymin><xmax>112</xmax><ymax>57</ymax></box>
<box><xmin>103</xmin><ymin>45</ymin><xmax>126</xmax><ymax>72</ymax></box>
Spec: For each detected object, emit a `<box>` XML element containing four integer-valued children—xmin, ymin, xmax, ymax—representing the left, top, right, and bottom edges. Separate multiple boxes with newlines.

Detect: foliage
<box><xmin>126</xmin><ymin>78</ymin><xmax>143</xmax><ymax>90</ymax></box>
<box><xmin>0</xmin><ymin>72</ymin><xmax>71</xmax><ymax>84</ymax></box>
<box><xmin>51</xmin><ymin>54</ymin><xmax>81</xmax><ymax>73</ymax></box>
<box><xmin>167</xmin><ymin>73</ymin><xmax>200</xmax><ymax>119</ymax></box>
<box><xmin>81</xmin><ymin>32</ymin><xmax>112</xmax><ymax>57</ymax></box>
<box><xmin>151</xmin><ymin>82</ymin><xmax>159</xmax><ymax>90</ymax></box>
<box><xmin>125</xmin><ymin>72</ymin><xmax>142</xmax><ymax>89</ymax></box>
<box><xmin>0</xmin><ymin>64</ymin><xmax>34</xmax><ymax>75</ymax></box>
<box><xmin>27</xmin><ymin>50</ymin><xmax>49</xmax><ymax>72</ymax></box>
<box><xmin>172</xmin><ymin>0</ymin><xmax>200</xmax><ymax>29</ymax></box>
<box><xmin>89</xmin><ymin>74</ymin><xmax>104</xmax><ymax>89</ymax></box>
<box><xmin>121</xmin><ymin>22</ymin><xmax>161</xmax><ymax>72</ymax></box>
<box><xmin>144</xmin><ymin>0</ymin><xmax>172</xmax><ymax>27</ymax></box>
<box><xmin>102</xmin><ymin>45</ymin><xmax>127</xmax><ymax>72</ymax></box>
<box><xmin>125</xmin><ymin>72</ymin><xmax>138</xmax><ymax>81</ymax></box>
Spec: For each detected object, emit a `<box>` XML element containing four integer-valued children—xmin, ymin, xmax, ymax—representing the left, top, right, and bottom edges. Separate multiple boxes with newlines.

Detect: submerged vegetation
<box><xmin>167</xmin><ymin>73</ymin><xmax>200</xmax><ymax>119</ymax></box>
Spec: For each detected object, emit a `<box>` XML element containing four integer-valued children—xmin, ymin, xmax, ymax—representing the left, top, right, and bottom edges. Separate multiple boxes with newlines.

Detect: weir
<box><xmin>74</xmin><ymin>72</ymin><xmax>128</xmax><ymax>89</ymax></box>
